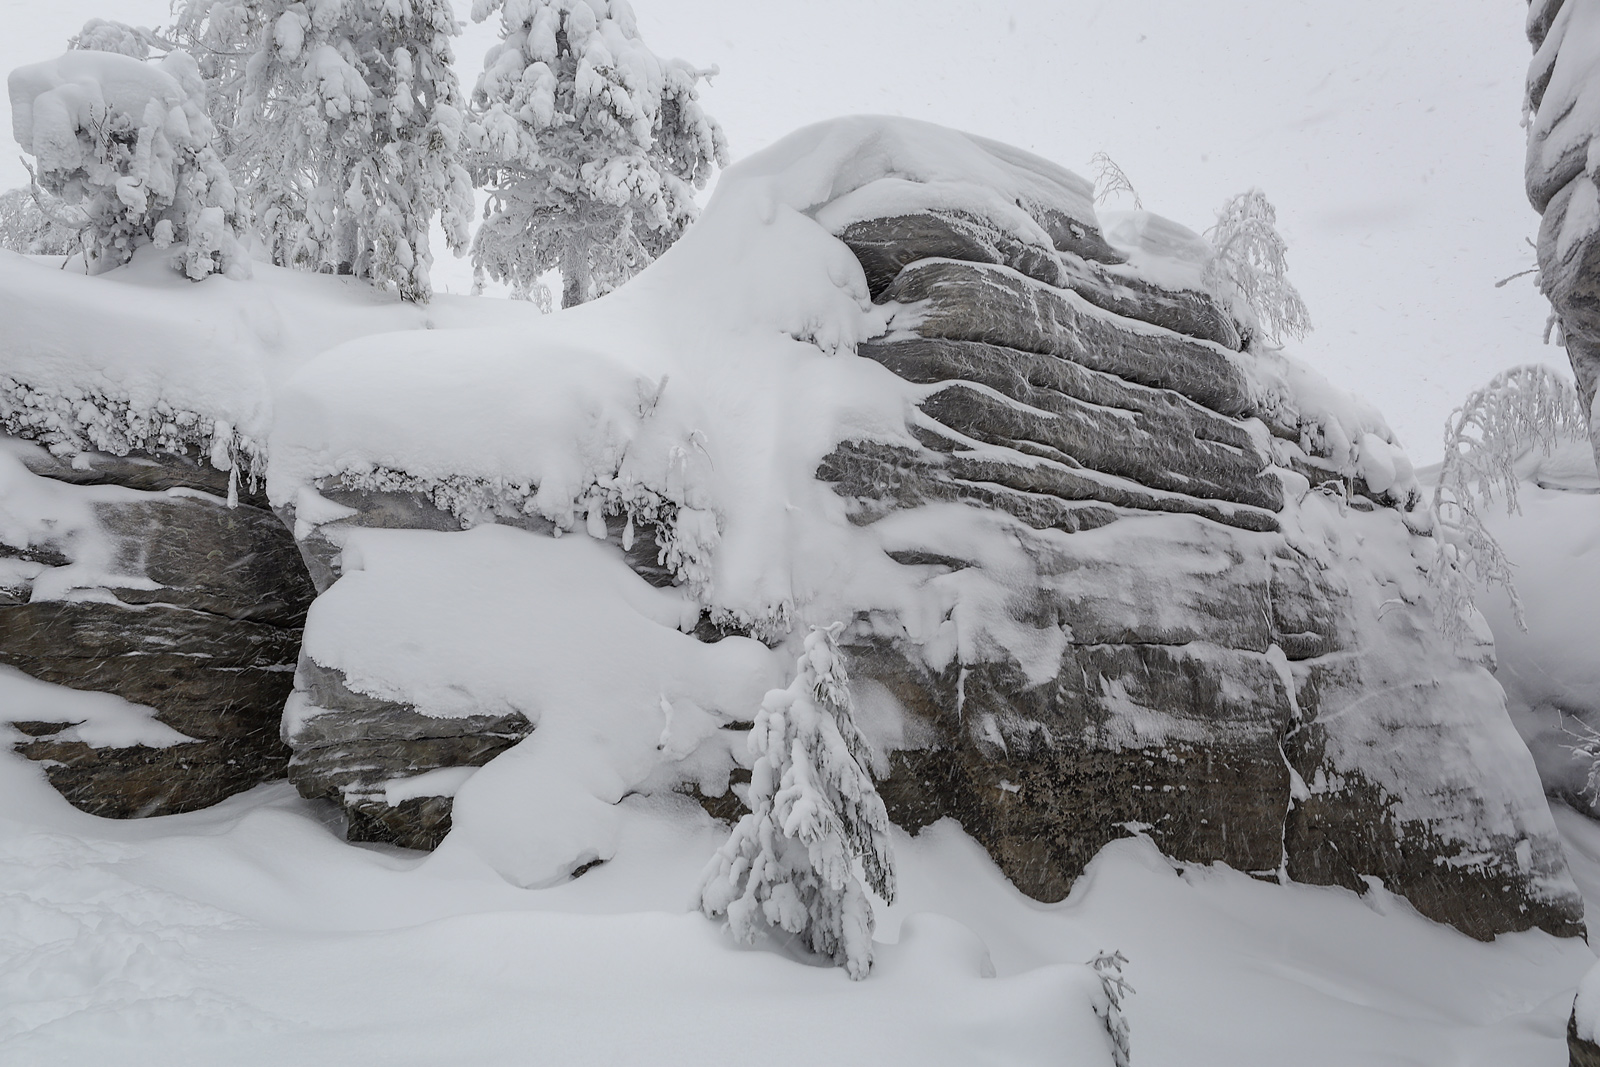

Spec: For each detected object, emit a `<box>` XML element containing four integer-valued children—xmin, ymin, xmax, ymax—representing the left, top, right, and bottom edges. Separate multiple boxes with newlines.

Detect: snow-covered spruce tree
<box><xmin>467</xmin><ymin>0</ymin><xmax>728</xmax><ymax>307</ymax></box>
<box><xmin>1203</xmin><ymin>188</ymin><xmax>1311</xmax><ymax>346</ymax></box>
<box><xmin>170</xmin><ymin>0</ymin><xmax>474</xmax><ymax>302</ymax></box>
<box><xmin>698</xmin><ymin>623</ymin><xmax>895</xmax><ymax>980</ymax></box>
<box><xmin>8</xmin><ymin>48</ymin><xmax>248</xmax><ymax>279</ymax></box>
<box><xmin>1429</xmin><ymin>363</ymin><xmax>1588</xmax><ymax>640</ymax></box>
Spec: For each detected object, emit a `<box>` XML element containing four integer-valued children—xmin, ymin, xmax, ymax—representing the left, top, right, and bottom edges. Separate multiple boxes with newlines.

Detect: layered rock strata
<box><xmin>142</xmin><ymin>116</ymin><xmax>1575</xmax><ymax>942</ymax></box>
<box><xmin>822</xmin><ymin>201</ymin><xmax>1582</xmax><ymax>941</ymax></box>
<box><xmin>1526</xmin><ymin>0</ymin><xmax>1600</xmax><ymax>462</ymax></box>
<box><xmin>0</xmin><ymin>436</ymin><xmax>314</xmax><ymax>815</ymax></box>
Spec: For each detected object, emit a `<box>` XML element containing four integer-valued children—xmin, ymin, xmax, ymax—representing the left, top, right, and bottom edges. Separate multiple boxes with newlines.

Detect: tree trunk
<box><xmin>560</xmin><ymin>242</ymin><xmax>591</xmax><ymax>309</ymax></box>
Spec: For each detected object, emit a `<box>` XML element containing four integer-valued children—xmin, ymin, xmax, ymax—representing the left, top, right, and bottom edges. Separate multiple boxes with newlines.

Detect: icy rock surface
<box><xmin>0</xmin><ymin>435</ymin><xmax>313</xmax><ymax>814</ymax></box>
<box><xmin>1525</xmin><ymin>0</ymin><xmax>1600</xmax><ymax>461</ymax></box>
<box><xmin>258</xmin><ymin>117</ymin><xmax>1580</xmax><ymax>940</ymax></box>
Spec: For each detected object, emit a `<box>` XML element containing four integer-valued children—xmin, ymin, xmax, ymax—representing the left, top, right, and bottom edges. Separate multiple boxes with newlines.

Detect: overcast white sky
<box><xmin>0</xmin><ymin>0</ymin><xmax>1559</xmax><ymax>460</ymax></box>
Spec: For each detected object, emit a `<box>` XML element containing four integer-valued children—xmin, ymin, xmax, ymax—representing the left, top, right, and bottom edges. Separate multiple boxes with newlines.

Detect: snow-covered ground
<box><xmin>2</xmin><ymin>708</ymin><xmax>1597</xmax><ymax>1067</ymax></box>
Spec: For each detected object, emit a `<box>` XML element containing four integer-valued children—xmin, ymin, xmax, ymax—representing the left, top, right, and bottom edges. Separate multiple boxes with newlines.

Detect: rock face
<box><xmin>822</xmin><ymin>200</ymin><xmax>1583</xmax><ymax>941</ymax></box>
<box><xmin>0</xmin><ymin>436</ymin><xmax>314</xmax><ymax>816</ymax></box>
<box><xmin>48</xmin><ymin>115</ymin><xmax>1550</xmax><ymax>943</ymax></box>
<box><xmin>274</xmin><ymin>488</ymin><xmax>603</xmax><ymax>848</ymax></box>
<box><xmin>1526</xmin><ymin>0</ymin><xmax>1600</xmax><ymax>463</ymax></box>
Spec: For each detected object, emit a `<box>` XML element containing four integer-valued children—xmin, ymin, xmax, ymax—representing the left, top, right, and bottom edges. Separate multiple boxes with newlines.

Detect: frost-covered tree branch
<box><xmin>1091</xmin><ymin>152</ymin><xmax>1141</xmax><ymax>209</ymax></box>
<box><xmin>1089</xmin><ymin>950</ymin><xmax>1133</xmax><ymax>1067</ymax></box>
<box><xmin>1203</xmin><ymin>189</ymin><xmax>1310</xmax><ymax>346</ymax></box>
<box><xmin>698</xmin><ymin>623</ymin><xmax>895</xmax><ymax>980</ymax></box>
<box><xmin>0</xmin><ymin>182</ymin><xmax>83</xmax><ymax>256</ymax></box>
<box><xmin>1428</xmin><ymin>364</ymin><xmax>1588</xmax><ymax>637</ymax></box>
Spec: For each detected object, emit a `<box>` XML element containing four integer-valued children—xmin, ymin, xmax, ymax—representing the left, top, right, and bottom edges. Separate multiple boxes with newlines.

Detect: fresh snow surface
<box><xmin>0</xmin><ymin>0</ymin><xmax>1564</xmax><ymax>459</ymax></box>
<box><xmin>1472</xmin><ymin>440</ymin><xmax>1600</xmax><ymax>802</ymax></box>
<box><xmin>0</xmin><ymin>247</ymin><xmax>541</xmax><ymax>460</ymax></box>
<box><xmin>1</xmin><ymin>720</ymin><xmax>1596</xmax><ymax>1067</ymax></box>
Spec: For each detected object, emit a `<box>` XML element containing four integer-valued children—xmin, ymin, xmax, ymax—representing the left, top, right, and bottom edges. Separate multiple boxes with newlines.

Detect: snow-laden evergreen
<box><xmin>699</xmin><ymin>624</ymin><xmax>895</xmax><ymax>980</ymax></box>
<box><xmin>8</xmin><ymin>49</ymin><xmax>247</xmax><ymax>280</ymax></box>
<box><xmin>466</xmin><ymin>0</ymin><xmax>727</xmax><ymax>307</ymax></box>
<box><xmin>171</xmin><ymin>0</ymin><xmax>473</xmax><ymax>302</ymax></box>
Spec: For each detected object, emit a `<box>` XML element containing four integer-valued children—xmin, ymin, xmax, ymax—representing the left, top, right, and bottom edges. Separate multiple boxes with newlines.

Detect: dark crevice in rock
<box><xmin>18</xmin><ymin>443</ymin><xmax>263</xmax><ymax>504</ymax></box>
<box><xmin>819</xmin><ymin>435</ymin><xmax>1281</xmax><ymax>535</ymax></box>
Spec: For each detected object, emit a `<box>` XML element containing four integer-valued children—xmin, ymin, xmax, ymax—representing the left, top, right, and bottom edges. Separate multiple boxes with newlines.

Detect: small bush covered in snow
<box><xmin>1203</xmin><ymin>188</ymin><xmax>1310</xmax><ymax>346</ymax></box>
<box><xmin>8</xmin><ymin>49</ymin><xmax>248</xmax><ymax>279</ymax></box>
<box><xmin>171</xmin><ymin>0</ymin><xmax>474</xmax><ymax>302</ymax></box>
<box><xmin>466</xmin><ymin>0</ymin><xmax>728</xmax><ymax>307</ymax></box>
<box><xmin>698</xmin><ymin>624</ymin><xmax>895</xmax><ymax>980</ymax></box>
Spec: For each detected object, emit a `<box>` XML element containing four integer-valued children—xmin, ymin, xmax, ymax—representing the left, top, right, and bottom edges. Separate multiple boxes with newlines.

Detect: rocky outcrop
<box><xmin>1526</xmin><ymin>0</ymin><xmax>1600</xmax><ymax>463</ymax></box>
<box><xmin>240</xmin><ymin>117</ymin><xmax>1577</xmax><ymax>941</ymax></box>
<box><xmin>822</xmin><ymin>201</ymin><xmax>1583</xmax><ymax>941</ymax></box>
<box><xmin>0</xmin><ymin>436</ymin><xmax>314</xmax><ymax>816</ymax></box>
<box><xmin>285</xmin><ymin>657</ymin><xmax>532</xmax><ymax>850</ymax></box>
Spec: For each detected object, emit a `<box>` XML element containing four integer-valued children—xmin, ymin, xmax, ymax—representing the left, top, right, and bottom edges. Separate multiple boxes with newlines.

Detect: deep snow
<box><xmin>1</xmin><ymin>714</ymin><xmax>1596</xmax><ymax>1067</ymax></box>
<box><xmin>0</xmin><ymin>0</ymin><xmax>1566</xmax><ymax>459</ymax></box>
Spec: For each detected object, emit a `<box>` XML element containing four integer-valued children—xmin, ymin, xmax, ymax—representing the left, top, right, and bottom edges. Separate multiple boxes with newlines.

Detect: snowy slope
<box><xmin>0</xmin><ymin>0</ymin><xmax>1562</xmax><ymax>458</ymax></box>
<box><xmin>0</xmin><ymin>720</ymin><xmax>1593</xmax><ymax>1067</ymax></box>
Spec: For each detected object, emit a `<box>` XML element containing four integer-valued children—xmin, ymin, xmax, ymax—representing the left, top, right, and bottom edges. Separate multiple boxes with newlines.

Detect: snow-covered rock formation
<box><xmin>0</xmin><ymin>116</ymin><xmax>1581</xmax><ymax>941</ymax></box>
<box><xmin>1526</xmin><ymin>0</ymin><xmax>1600</xmax><ymax>463</ymax></box>
<box><xmin>0</xmin><ymin>433</ymin><xmax>312</xmax><ymax>815</ymax></box>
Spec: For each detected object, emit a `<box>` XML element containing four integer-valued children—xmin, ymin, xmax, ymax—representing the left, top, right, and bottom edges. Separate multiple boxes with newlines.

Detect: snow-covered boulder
<box><xmin>263</xmin><ymin>117</ymin><xmax>1581</xmax><ymax>940</ymax></box>
<box><xmin>0</xmin><ymin>435</ymin><xmax>313</xmax><ymax>815</ymax></box>
<box><xmin>0</xmin><ymin>247</ymin><xmax>540</xmax><ymax>817</ymax></box>
<box><xmin>1525</xmin><ymin>0</ymin><xmax>1600</xmax><ymax>464</ymax></box>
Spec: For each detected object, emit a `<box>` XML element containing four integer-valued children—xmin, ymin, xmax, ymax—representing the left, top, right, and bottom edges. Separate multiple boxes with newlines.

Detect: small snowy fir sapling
<box><xmin>9</xmin><ymin>45</ymin><xmax>248</xmax><ymax>279</ymax></box>
<box><xmin>1203</xmin><ymin>189</ymin><xmax>1311</xmax><ymax>345</ymax></box>
<box><xmin>170</xmin><ymin>0</ymin><xmax>474</xmax><ymax>302</ymax></box>
<box><xmin>698</xmin><ymin>623</ymin><xmax>895</xmax><ymax>980</ymax></box>
<box><xmin>1091</xmin><ymin>152</ymin><xmax>1142</xmax><ymax>209</ymax></box>
<box><xmin>1088</xmin><ymin>951</ymin><xmax>1133</xmax><ymax>1067</ymax></box>
<box><xmin>466</xmin><ymin>0</ymin><xmax>728</xmax><ymax>307</ymax></box>
<box><xmin>1429</xmin><ymin>363</ymin><xmax>1588</xmax><ymax>639</ymax></box>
